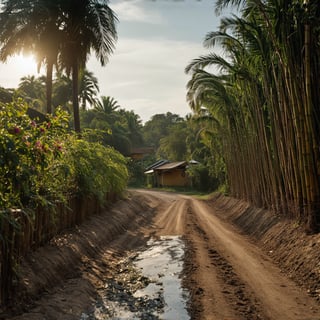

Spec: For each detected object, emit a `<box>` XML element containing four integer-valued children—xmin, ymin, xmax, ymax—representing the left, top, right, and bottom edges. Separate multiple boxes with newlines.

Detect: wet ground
<box><xmin>80</xmin><ymin>236</ymin><xmax>189</xmax><ymax>320</ymax></box>
<box><xmin>6</xmin><ymin>190</ymin><xmax>320</xmax><ymax>320</ymax></box>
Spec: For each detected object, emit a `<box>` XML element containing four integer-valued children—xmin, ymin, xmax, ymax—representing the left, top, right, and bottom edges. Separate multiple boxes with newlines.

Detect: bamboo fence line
<box><xmin>0</xmin><ymin>192</ymin><xmax>117</xmax><ymax>307</ymax></box>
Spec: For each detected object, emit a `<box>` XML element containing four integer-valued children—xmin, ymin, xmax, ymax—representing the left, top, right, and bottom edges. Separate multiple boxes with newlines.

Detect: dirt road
<box><xmin>136</xmin><ymin>189</ymin><xmax>320</xmax><ymax>320</ymax></box>
<box><xmin>8</xmin><ymin>189</ymin><xmax>320</xmax><ymax>320</ymax></box>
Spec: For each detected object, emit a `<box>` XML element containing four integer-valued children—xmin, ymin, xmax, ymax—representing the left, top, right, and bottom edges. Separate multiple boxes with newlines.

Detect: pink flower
<box><xmin>54</xmin><ymin>142</ymin><xmax>63</xmax><ymax>152</ymax></box>
<box><xmin>35</xmin><ymin>140</ymin><xmax>42</xmax><ymax>149</ymax></box>
<box><xmin>13</xmin><ymin>126</ymin><xmax>21</xmax><ymax>134</ymax></box>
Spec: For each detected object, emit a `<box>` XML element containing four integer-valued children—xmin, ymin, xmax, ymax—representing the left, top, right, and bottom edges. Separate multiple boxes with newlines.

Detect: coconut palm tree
<box><xmin>0</xmin><ymin>0</ymin><xmax>117</xmax><ymax>127</ymax></box>
<box><xmin>59</xmin><ymin>0</ymin><xmax>118</xmax><ymax>132</ymax></box>
<box><xmin>18</xmin><ymin>75</ymin><xmax>44</xmax><ymax>99</ymax></box>
<box><xmin>18</xmin><ymin>75</ymin><xmax>46</xmax><ymax>112</ymax></box>
<box><xmin>78</xmin><ymin>69</ymin><xmax>101</xmax><ymax>110</ymax></box>
<box><xmin>121</xmin><ymin>109</ymin><xmax>144</xmax><ymax>148</ymax></box>
<box><xmin>0</xmin><ymin>0</ymin><xmax>64</xmax><ymax>114</ymax></box>
<box><xmin>52</xmin><ymin>69</ymin><xmax>100</xmax><ymax>112</ymax></box>
<box><xmin>95</xmin><ymin>96</ymin><xmax>120</xmax><ymax>114</ymax></box>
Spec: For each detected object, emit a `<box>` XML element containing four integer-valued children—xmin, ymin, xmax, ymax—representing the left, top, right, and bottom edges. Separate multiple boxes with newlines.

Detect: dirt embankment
<box><xmin>2</xmin><ymin>190</ymin><xmax>320</xmax><ymax>319</ymax></box>
<box><xmin>3</xmin><ymin>192</ymin><xmax>156</xmax><ymax>319</ymax></box>
<box><xmin>210</xmin><ymin>193</ymin><xmax>320</xmax><ymax>303</ymax></box>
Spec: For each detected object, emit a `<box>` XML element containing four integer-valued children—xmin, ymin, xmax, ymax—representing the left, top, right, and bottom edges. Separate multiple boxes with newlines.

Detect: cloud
<box><xmin>88</xmin><ymin>37</ymin><xmax>213</xmax><ymax>122</ymax></box>
<box><xmin>110</xmin><ymin>0</ymin><xmax>165</xmax><ymax>24</ymax></box>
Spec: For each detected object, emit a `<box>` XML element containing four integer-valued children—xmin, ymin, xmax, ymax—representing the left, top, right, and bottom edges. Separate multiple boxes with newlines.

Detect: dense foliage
<box><xmin>142</xmin><ymin>112</ymin><xmax>224</xmax><ymax>191</ymax></box>
<box><xmin>0</xmin><ymin>100</ymin><xmax>128</xmax><ymax>220</ymax></box>
<box><xmin>0</xmin><ymin>99</ymin><xmax>128</xmax><ymax>306</ymax></box>
<box><xmin>81</xmin><ymin>96</ymin><xmax>144</xmax><ymax>156</ymax></box>
<box><xmin>0</xmin><ymin>100</ymin><xmax>68</xmax><ymax>210</ymax></box>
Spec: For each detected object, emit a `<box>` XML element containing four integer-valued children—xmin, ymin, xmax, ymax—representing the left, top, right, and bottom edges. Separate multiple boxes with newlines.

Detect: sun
<box><xmin>0</xmin><ymin>53</ymin><xmax>43</xmax><ymax>88</ymax></box>
<box><xmin>13</xmin><ymin>53</ymin><xmax>38</xmax><ymax>74</ymax></box>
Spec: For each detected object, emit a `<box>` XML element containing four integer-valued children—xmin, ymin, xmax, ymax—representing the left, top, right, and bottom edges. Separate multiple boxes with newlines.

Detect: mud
<box><xmin>3</xmin><ymin>189</ymin><xmax>320</xmax><ymax>320</ymax></box>
<box><xmin>81</xmin><ymin>236</ymin><xmax>188</xmax><ymax>320</ymax></box>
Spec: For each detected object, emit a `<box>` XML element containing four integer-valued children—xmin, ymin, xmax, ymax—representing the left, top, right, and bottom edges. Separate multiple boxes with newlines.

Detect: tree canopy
<box><xmin>0</xmin><ymin>0</ymin><xmax>118</xmax><ymax>132</ymax></box>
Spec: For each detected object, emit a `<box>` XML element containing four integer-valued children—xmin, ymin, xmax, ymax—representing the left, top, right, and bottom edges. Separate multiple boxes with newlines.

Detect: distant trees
<box><xmin>7</xmin><ymin>70</ymin><xmax>101</xmax><ymax>115</ymax></box>
<box><xmin>52</xmin><ymin>70</ymin><xmax>101</xmax><ymax>112</ymax></box>
<box><xmin>81</xmin><ymin>96</ymin><xmax>144</xmax><ymax>156</ymax></box>
<box><xmin>18</xmin><ymin>75</ymin><xmax>46</xmax><ymax>112</ymax></box>
<box><xmin>158</xmin><ymin>121</ymin><xmax>188</xmax><ymax>161</ymax></box>
<box><xmin>0</xmin><ymin>86</ymin><xmax>14</xmax><ymax>103</ymax></box>
<box><xmin>142</xmin><ymin>112</ymin><xmax>184</xmax><ymax>151</ymax></box>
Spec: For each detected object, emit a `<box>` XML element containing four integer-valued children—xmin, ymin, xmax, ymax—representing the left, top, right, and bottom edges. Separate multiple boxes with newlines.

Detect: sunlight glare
<box><xmin>13</xmin><ymin>53</ymin><xmax>38</xmax><ymax>75</ymax></box>
<box><xmin>0</xmin><ymin>53</ymin><xmax>42</xmax><ymax>88</ymax></box>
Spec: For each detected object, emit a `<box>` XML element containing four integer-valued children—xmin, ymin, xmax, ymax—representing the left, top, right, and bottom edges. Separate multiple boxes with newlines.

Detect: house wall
<box><xmin>157</xmin><ymin>169</ymin><xmax>189</xmax><ymax>187</ymax></box>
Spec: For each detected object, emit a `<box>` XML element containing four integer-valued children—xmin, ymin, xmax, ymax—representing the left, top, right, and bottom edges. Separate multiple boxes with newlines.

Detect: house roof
<box><xmin>145</xmin><ymin>159</ymin><xmax>170</xmax><ymax>171</ymax></box>
<box><xmin>154</xmin><ymin>161</ymin><xmax>187</xmax><ymax>171</ymax></box>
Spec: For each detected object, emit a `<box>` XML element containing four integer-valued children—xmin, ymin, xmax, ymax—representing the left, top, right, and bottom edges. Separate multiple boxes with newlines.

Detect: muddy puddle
<box><xmin>81</xmin><ymin>235</ymin><xmax>189</xmax><ymax>319</ymax></box>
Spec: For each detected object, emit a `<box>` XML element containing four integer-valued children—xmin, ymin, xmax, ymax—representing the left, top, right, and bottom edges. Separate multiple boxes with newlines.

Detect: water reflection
<box><xmin>134</xmin><ymin>236</ymin><xmax>189</xmax><ymax>320</ymax></box>
<box><xmin>80</xmin><ymin>235</ymin><xmax>189</xmax><ymax>319</ymax></box>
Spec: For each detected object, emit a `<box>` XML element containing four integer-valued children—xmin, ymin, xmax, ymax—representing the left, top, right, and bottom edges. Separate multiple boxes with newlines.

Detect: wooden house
<box><xmin>145</xmin><ymin>160</ymin><xmax>190</xmax><ymax>187</ymax></box>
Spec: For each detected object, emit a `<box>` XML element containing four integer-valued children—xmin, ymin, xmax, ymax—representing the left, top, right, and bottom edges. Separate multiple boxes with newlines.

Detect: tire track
<box><xmin>153</xmin><ymin>198</ymin><xmax>189</xmax><ymax>235</ymax></box>
<box><xmin>185</xmin><ymin>203</ymin><xmax>266</xmax><ymax>320</ymax></box>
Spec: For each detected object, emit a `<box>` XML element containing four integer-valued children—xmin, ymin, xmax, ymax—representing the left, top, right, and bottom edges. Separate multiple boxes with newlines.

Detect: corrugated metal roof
<box><xmin>145</xmin><ymin>159</ymin><xmax>169</xmax><ymax>171</ymax></box>
<box><xmin>154</xmin><ymin>161</ymin><xmax>187</xmax><ymax>170</ymax></box>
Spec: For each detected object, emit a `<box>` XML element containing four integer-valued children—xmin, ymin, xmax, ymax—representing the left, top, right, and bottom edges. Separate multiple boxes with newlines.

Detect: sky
<box><xmin>0</xmin><ymin>0</ymin><xmax>225</xmax><ymax>123</ymax></box>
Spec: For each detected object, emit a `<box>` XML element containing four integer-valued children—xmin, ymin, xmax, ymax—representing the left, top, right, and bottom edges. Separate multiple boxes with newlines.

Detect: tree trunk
<box><xmin>46</xmin><ymin>60</ymin><xmax>53</xmax><ymax>114</ymax></box>
<box><xmin>304</xmin><ymin>22</ymin><xmax>319</xmax><ymax>232</ymax></box>
<box><xmin>72</xmin><ymin>63</ymin><xmax>81</xmax><ymax>133</ymax></box>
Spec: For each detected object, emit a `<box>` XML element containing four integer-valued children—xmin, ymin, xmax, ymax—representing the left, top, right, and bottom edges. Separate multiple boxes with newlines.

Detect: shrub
<box><xmin>0</xmin><ymin>100</ymin><xmax>129</xmax><ymax>306</ymax></box>
<box><xmin>0</xmin><ymin>100</ymin><xmax>69</xmax><ymax>210</ymax></box>
<box><xmin>62</xmin><ymin>137</ymin><xmax>128</xmax><ymax>201</ymax></box>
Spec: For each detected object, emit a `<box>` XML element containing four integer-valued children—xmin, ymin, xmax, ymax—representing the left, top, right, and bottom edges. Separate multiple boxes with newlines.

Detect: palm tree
<box><xmin>52</xmin><ymin>70</ymin><xmax>100</xmax><ymax>111</ymax></box>
<box><xmin>18</xmin><ymin>75</ymin><xmax>46</xmax><ymax>112</ymax></box>
<box><xmin>0</xmin><ymin>0</ymin><xmax>117</xmax><ymax>126</ymax></box>
<box><xmin>92</xmin><ymin>96</ymin><xmax>121</xmax><ymax>130</ymax></box>
<box><xmin>121</xmin><ymin>110</ymin><xmax>144</xmax><ymax>148</ymax></box>
<box><xmin>0</xmin><ymin>0</ymin><xmax>64</xmax><ymax>114</ymax></box>
<box><xmin>78</xmin><ymin>69</ymin><xmax>101</xmax><ymax>110</ymax></box>
<box><xmin>59</xmin><ymin>0</ymin><xmax>118</xmax><ymax>132</ymax></box>
<box><xmin>95</xmin><ymin>96</ymin><xmax>120</xmax><ymax>114</ymax></box>
<box><xmin>18</xmin><ymin>75</ymin><xmax>44</xmax><ymax>99</ymax></box>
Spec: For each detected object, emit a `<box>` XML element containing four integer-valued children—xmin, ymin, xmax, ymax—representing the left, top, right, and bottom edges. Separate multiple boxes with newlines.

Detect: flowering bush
<box><xmin>0</xmin><ymin>100</ymin><xmax>129</xmax><ymax>306</ymax></box>
<box><xmin>0</xmin><ymin>100</ymin><xmax>69</xmax><ymax>210</ymax></box>
<box><xmin>0</xmin><ymin>100</ymin><xmax>128</xmax><ymax>213</ymax></box>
